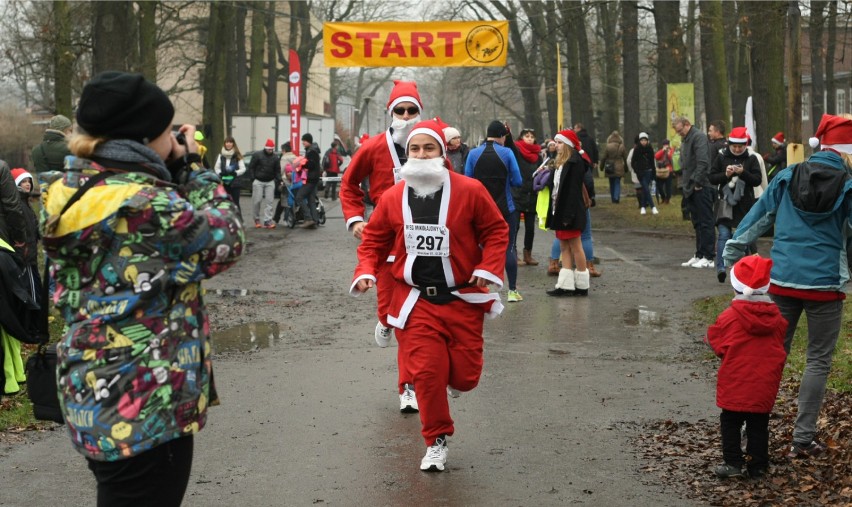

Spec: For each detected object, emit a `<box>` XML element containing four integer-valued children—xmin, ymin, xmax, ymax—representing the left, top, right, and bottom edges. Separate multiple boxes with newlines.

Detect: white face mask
<box><xmin>399</xmin><ymin>156</ymin><xmax>447</xmax><ymax>198</ymax></box>
<box><xmin>390</xmin><ymin>115</ymin><xmax>420</xmax><ymax>144</ymax></box>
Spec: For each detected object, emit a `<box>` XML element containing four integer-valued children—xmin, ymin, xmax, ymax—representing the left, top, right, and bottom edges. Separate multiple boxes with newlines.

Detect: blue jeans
<box><xmin>581</xmin><ymin>208</ymin><xmax>593</xmax><ymax>260</ymax></box>
<box><xmin>656</xmin><ymin>176</ymin><xmax>673</xmax><ymax>202</ymax></box>
<box><xmin>551</xmin><ymin>237</ymin><xmax>560</xmax><ymax>261</ymax></box>
<box><xmin>638</xmin><ymin>171</ymin><xmax>654</xmax><ymax>208</ymax></box>
<box><xmin>608</xmin><ymin>176</ymin><xmax>621</xmax><ymax>203</ymax></box>
<box><xmin>506</xmin><ymin>210</ymin><xmax>519</xmax><ymax>290</ymax></box>
<box><xmin>716</xmin><ymin>224</ymin><xmax>732</xmax><ymax>273</ymax></box>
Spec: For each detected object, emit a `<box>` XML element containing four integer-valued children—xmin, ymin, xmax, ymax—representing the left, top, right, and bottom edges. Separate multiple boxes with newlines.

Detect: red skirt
<box><xmin>555</xmin><ymin>229</ymin><xmax>581</xmax><ymax>240</ymax></box>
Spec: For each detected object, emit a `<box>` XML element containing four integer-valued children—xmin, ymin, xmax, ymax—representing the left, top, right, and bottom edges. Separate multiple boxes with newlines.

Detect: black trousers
<box><xmin>720</xmin><ymin>410</ymin><xmax>769</xmax><ymax>471</ymax></box>
<box><xmin>87</xmin><ymin>435</ymin><xmax>194</xmax><ymax>507</ymax></box>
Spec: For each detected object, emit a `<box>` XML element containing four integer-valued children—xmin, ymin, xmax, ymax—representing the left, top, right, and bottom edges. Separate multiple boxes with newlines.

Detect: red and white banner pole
<box><xmin>289</xmin><ymin>49</ymin><xmax>302</xmax><ymax>156</ymax></box>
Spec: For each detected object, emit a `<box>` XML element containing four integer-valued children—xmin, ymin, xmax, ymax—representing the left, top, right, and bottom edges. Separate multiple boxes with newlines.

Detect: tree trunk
<box><xmin>825</xmin><ymin>0</ymin><xmax>837</xmax><ymax>114</ymax></box>
<box><xmin>53</xmin><ymin>0</ymin><xmax>73</xmax><ymax>116</ymax></box>
<box><xmin>723</xmin><ymin>2</ymin><xmax>745</xmax><ymax>122</ymax></box>
<box><xmin>247</xmin><ymin>1</ymin><xmax>265</xmax><ymax>113</ymax></box>
<box><xmin>809</xmin><ymin>1</ymin><xmax>826</xmax><ymax>125</ymax></box>
<box><xmin>575</xmin><ymin>5</ymin><xmax>594</xmax><ymax>138</ymax></box>
<box><xmin>137</xmin><ymin>1</ymin><xmax>158</xmax><ymax>81</ymax></box>
<box><xmin>203</xmin><ymin>2</ymin><xmax>234</xmax><ymax>154</ymax></box>
<box><xmin>621</xmin><ymin>1</ymin><xmax>640</xmax><ymax>140</ymax></box>
<box><xmin>562</xmin><ymin>2</ymin><xmax>581</xmax><ymax>133</ymax></box>
<box><xmin>522</xmin><ymin>1</ymin><xmax>558</xmax><ymax>136</ymax></box>
<box><xmin>235</xmin><ymin>2</ymin><xmax>248</xmax><ymax>113</ymax></box>
<box><xmin>787</xmin><ymin>1</ymin><xmax>801</xmax><ymax>142</ymax></box>
<box><xmin>92</xmin><ymin>1</ymin><xmax>138</xmax><ymax>74</ymax></box>
<box><xmin>593</xmin><ymin>0</ymin><xmax>618</xmax><ymax>138</ymax></box>
<box><xmin>743</xmin><ymin>1</ymin><xmax>786</xmax><ymax>148</ymax></box>
<box><xmin>265</xmin><ymin>1</ymin><xmax>277</xmax><ymax>114</ymax></box>
<box><xmin>653</xmin><ymin>1</ymin><xmax>689</xmax><ymax>139</ymax></box>
<box><xmin>699</xmin><ymin>0</ymin><xmax>730</xmax><ymax>126</ymax></box>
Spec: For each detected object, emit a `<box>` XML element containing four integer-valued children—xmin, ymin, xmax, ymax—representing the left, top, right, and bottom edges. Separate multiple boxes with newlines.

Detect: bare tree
<box><xmin>622</xmin><ymin>1</ymin><xmax>640</xmax><ymax>140</ymax></box>
<box><xmin>699</xmin><ymin>0</ymin><xmax>730</xmax><ymax>126</ymax></box>
<box><xmin>53</xmin><ymin>0</ymin><xmax>73</xmax><ymax>116</ymax></box>
<box><xmin>809</xmin><ymin>1</ymin><xmax>827</xmax><ymax>124</ymax></box>
<box><xmin>787</xmin><ymin>0</ymin><xmax>801</xmax><ymax>142</ymax></box>
<box><xmin>723</xmin><ymin>2</ymin><xmax>749</xmax><ymax>122</ymax></box>
<box><xmin>247</xmin><ymin>2</ymin><xmax>265</xmax><ymax>113</ymax></box>
<box><xmin>92</xmin><ymin>1</ymin><xmax>139</xmax><ymax>74</ymax></box>
<box><xmin>203</xmin><ymin>1</ymin><xmax>235</xmax><ymax>154</ymax></box>
<box><xmin>138</xmin><ymin>1</ymin><xmax>158</xmax><ymax>80</ymax></box>
<box><xmin>741</xmin><ymin>1</ymin><xmax>786</xmax><ymax>144</ymax></box>
<box><xmin>825</xmin><ymin>0</ymin><xmax>837</xmax><ymax>114</ymax></box>
<box><xmin>265</xmin><ymin>1</ymin><xmax>278</xmax><ymax>114</ymax></box>
<box><xmin>652</xmin><ymin>0</ymin><xmax>689</xmax><ymax>137</ymax></box>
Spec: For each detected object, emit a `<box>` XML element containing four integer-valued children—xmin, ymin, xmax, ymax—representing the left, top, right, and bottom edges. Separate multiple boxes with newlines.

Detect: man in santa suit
<box><xmin>350</xmin><ymin>120</ymin><xmax>508</xmax><ymax>472</ymax></box>
<box><xmin>340</xmin><ymin>80</ymin><xmax>423</xmax><ymax>413</ymax></box>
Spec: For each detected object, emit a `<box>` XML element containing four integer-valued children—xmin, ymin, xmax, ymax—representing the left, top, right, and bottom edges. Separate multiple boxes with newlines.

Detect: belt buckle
<box><xmin>426</xmin><ymin>286</ymin><xmax>438</xmax><ymax>297</ymax></box>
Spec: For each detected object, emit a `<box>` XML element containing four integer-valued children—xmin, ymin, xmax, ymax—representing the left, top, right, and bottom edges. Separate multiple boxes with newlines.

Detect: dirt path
<box><xmin>0</xmin><ymin>199</ymin><xmax>734</xmax><ymax>506</ymax></box>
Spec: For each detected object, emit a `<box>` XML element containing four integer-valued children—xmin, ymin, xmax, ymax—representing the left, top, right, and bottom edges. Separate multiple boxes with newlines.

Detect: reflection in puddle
<box><xmin>623</xmin><ymin>306</ymin><xmax>668</xmax><ymax>329</ymax></box>
<box><xmin>212</xmin><ymin>321</ymin><xmax>280</xmax><ymax>352</ymax></box>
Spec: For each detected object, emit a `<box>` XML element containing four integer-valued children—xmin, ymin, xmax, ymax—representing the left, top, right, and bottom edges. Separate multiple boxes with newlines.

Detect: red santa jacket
<box><xmin>350</xmin><ymin>171</ymin><xmax>508</xmax><ymax>328</ymax></box>
<box><xmin>340</xmin><ymin>131</ymin><xmax>402</xmax><ymax>230</ymax></box>
<box><xmin>706</xmin><ymin>297</ymin><xmax>788</xmax><ymax>413</ymax></box>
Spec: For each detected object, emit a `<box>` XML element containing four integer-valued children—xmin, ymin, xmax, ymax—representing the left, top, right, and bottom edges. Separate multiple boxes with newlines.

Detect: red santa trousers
<box><xmin>376</xmin><ymin>262</ymin><xmax>413</xmax><ymax>393</ymax></box>
<box><xmin>396</xmin><ymin>298</ymin><xmax>486</xmax><ymax>445</ymax></box>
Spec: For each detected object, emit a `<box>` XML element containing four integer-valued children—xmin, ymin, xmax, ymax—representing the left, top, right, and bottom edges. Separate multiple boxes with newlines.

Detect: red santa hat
<box><xmin>771</xmin><ymin>132</ymin><xmax>785</xmax><ymax>146</ymax></box>
<box><xmin>730</xmin><ymin>255</ymin><xmax>773</xmax><ymax>296</ymax></box>
<box><xmin>810</xmin><ymin>114</ymin><xmax>852</xmax><ymax>153</ymax></box>
<box><xmin>11</xmin><ymin>168</ymin><xmax>32</xmax><ymax>187</ymax></box>
<box><xmin>264</xmin><ymin>138</ymin><xmax>275</xmax><ymax>149</ymax></box>
<box><xmin>554</xmin><ymin>128</ymin><xmax>580</xmax><ymax>149</ymax></box>
<box><xmin>387</xmin><ymin>80</ymin><xmax>423</xmax><ymax>113</ymax></box>
<box><xmin>728</xmin><ymin>126</ymin><xmax>750</xmax><ymax>144</ymax></box>
<box><xmin>405</xmin><ymin>119</ymin><xmax>447</xmax><ymax>157</ymax></box>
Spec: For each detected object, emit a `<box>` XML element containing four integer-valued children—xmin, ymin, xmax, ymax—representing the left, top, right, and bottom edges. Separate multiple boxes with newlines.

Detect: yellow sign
<box><xmin>666</xmin><ymin>83</ymin><xmax>695</xmax><ymax>148</ymax></box>
<box><xmin>323</xmin><ymin>21</ymin><xmax>509</xmax><ymax>67</ymax></box>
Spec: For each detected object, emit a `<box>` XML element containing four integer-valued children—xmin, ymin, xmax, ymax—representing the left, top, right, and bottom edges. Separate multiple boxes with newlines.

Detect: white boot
<box><xmin>547</xmin><ymin>269</ymin><xmax>575</xmax><ymax>296</ymax></box>
<box><xmin>574</xmin><ymin>269</ymin><xmax>590</xmax><ymax>296</ymax></box>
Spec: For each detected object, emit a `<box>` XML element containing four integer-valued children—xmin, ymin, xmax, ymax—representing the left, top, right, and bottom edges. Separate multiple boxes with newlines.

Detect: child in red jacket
<box><xmin>706</xmin><ymin>255</ymin><xmax>787</xmax><ymax>479</ymax></box>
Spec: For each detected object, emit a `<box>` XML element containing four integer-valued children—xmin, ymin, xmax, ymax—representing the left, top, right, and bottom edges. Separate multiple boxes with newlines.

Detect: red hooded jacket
<box><xmin>706</xmin><ymin>298</ymin><xmax>788</xmax><ymax>413</ymax></box>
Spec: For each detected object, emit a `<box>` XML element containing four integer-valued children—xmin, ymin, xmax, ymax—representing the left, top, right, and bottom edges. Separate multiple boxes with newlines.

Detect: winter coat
<box><xmin>724</xmin><ymin>151</ymin><xmax>852</xmax><ymax>290</ymax></box>
<box><xmin>511</xmin><ymin>148</ymin><xmax>541</xmax><ymax>213</ymax></box>
<box><xmin>39</xmin><ymin>149</ymin><xmax>244</xmax><ymax>461</ymax></box>
<box><xmin>630</xmin><ymin>143</ymin><xmax>656</xmax><ymax>175</ymax></box>
<box><xmin>31</xmin><ymin>130</ymin><xmax>71</xmax><ymax>173</ymax></box>
<box><xmin>706</xmin><ymin>296</ymin><xmax>787</xmax><ymax>413</ymax></box>
<box><xmin>248</xmin><ymin>150</ymin><xmax>281</xmax><ymax>183</ymax></box>
<box><xmin>707</xmin><ymin>148</ymin><xmax>762</xmax><ymax>227</ymax></box>
<box><xmin>765</xmin><ymin>146</ymin><xmax>788</xmax><ymax>182</ymax></box>
<box><xmin>709</xmin><ymin>137</ymin><xmax>727</xmax><ymax>168</ymax></box>
<box><xmin>17</xmin><ymin>191</ymin><xmax>39</xmax><ymax>266</ymax></box>
<box><xmin>679</xmin><ymin>126</ymin><xmax>712</xmax><ymax>197</ymax></box>
<box><xmin>304</xmin><ymin>143</ymin><xmax>322</xmax><ymax>183</ymax></box>
<box><xmin>576</xmin><ymin>128</ymin><xmax>599</xmax><ymax>165</ymax></box>
<box><xmin>447</xmin><ymin>144</ymin><xmax>469</xmax><ymax>174</ymax></box>
<box><xmin>599</xmin><ymin>133</ymin><xmax>627</xmax><ymax>178</ymax></box>
<box><xmin>545</xmin><ymin>151</ymin><xmax>587</xmax><ymax>232</ymax></box>
<box><xmin>0</xmin><ymin>161</ymin><xmax>26</xmax><ymax>245</ymax></box>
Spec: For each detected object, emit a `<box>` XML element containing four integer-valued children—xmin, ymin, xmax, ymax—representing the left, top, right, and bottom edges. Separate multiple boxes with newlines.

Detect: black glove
<box><xmin>166</xmin><ymin>153</ymin><xmax>202</xmax><ymax>185</ymax></box>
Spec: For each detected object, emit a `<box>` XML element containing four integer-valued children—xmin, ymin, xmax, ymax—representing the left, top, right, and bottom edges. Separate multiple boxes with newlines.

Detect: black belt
<box><xmin>416</xmin><ymin>282</ymin><xmax>473</xmax><ymax>297</ymax></box>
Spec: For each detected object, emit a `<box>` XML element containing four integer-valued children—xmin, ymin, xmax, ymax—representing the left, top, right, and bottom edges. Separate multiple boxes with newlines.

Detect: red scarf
<box><xmin>516</xmin><ymin>140</ymin><xmax>541</xmax><ymax>163</ymax></box>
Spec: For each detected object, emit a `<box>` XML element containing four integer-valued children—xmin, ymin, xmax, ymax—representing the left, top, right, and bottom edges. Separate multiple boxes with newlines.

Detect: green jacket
<box><xmin>31</xmin><ymin>130</ymin><xmax>71</xmax><ymax>173</ymax></box>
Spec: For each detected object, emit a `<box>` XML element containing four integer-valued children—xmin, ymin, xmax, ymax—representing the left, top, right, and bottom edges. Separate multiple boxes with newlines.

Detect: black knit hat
<box><xmin>76</xmin><ymin>71</ymin><xmax>175</xmax><ymax>144</ymax></box>
<box><xmin>302</xmin><ymin>133</ymin><xmax>313</xmax><ymax>144</ymax></box>
<box><xmin>487</xmin><ymin>120</ymin><xmax>507</xmax><ymax>138</ymax></box>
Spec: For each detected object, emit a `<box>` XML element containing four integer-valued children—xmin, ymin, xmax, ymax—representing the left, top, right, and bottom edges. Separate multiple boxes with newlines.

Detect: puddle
<box><xmin>210</xmin><ymin>289</ymin><xmax>277</xmax><ymax>297</ymax></box>
<box><xmin>212</xmin><ymin>321</ymin><xmax>280</xmax><ymax>352</ymax></box>
<box><xmin>623</xmin><ymin>306</ymin><xmax>668</xmax><ymax>329</ymax></box>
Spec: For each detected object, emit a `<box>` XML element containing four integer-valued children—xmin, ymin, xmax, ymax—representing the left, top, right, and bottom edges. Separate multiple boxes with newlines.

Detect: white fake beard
<box><xmin>399</xmin><ymin>157</ymin><xmax>447</xmax><ymax>198</ymax></box>
<box><xmin>390</xmin><ymin>115</ymin><xmax>420</xmax><ymax>145</ymax></box>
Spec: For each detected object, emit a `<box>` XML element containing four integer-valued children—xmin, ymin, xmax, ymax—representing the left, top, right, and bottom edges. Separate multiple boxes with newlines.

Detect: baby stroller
<box><xmin>282</xmin><ymin>157</ymin><xmax>326</xmax><ymax>229</ymax></box>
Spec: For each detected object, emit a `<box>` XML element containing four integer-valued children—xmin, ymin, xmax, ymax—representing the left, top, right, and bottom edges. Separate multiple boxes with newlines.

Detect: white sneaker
<box><xmin>640</xmin><ymin>207</ymin><xmax>647</xmax><ymax>215</ymax></box>
<box><xmin>447</xmin><ymin>386</ymin><xmax>461</xmax><ymax>398</ymax></box>
<box><xmin>374</xmin><ymin>322</ymin><xmax>392</xmax><ymax>348</ymax></box>
<box><xmin>681</xmin><ymin>256</ymin><xmax>700</xmax><ymax>267</ymax></box>
<box><xmin>652</xmin><ymin>207</ymin><xmax>659</xmax><ymax>215</ymax></box>
<box><xmin>399</xmin><ymin>384</ymin><xmax>418</xmax><ymax>413</ymax></box>
<box><xmin>692</xmin><ymin>258</ymin><xmax>714</xmax><ymax>268</ymax></box>
<box><xmin>420</xmin><ymin>436</ymin><xmax>448</xmax><ymax>472</ymax></box>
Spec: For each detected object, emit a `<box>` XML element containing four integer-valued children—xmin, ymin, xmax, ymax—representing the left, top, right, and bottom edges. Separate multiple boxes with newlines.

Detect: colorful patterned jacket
<box><xmin>39</xmin><ymin>156</ymin><xmax>244</xmax><ymax>461</ymax></box>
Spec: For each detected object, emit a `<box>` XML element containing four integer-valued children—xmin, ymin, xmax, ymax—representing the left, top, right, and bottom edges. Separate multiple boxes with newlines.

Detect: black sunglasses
<box><xmin>393</xmin><ymin>106</ymin><xmax>420</xmax><ymax>115</ymax></box>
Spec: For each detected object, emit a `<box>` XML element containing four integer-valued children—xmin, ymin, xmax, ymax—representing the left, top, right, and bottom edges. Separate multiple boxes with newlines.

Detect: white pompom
<box><xmin>743</xmin><ymin>287</ymin><xmax>754</xmax><ymax>296</ymax></box>
<box><xmin>809</xmin><ymin>137</ymin><xmax>820</xmax><ymax>149</ymax></box>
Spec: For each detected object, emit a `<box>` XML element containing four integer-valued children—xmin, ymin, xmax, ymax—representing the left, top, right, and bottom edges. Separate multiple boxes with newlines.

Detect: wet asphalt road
<box><xmin>0</xmin><ymin>197</ymin><xmax>737</xmax><ymax>506</ymax></box>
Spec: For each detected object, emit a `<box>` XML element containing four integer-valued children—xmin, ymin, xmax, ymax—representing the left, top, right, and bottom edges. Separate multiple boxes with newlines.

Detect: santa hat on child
<box><xmin>730</xmin><ymin>255</ymin><xmax>773</xmax><ymax>296</ymax></box>
<box><xmin>406</xmin><ymin>120</ymin><xmax>447</xmax><ymax>157</ymax></box>
<box><xmin>809</xmin><ymin>114</ymin><xmax>852</xmax><ymax>153</ymax></box>
<box><xmin>387</xmin><ymin>80</ymin><xmax>423</xmax><ymax>113</ymax></box>
<box><xmin>771</xmin><ymin>132</ymin><xmax>785</xmax><ymax>146</ymax></box>
<box><xmin>728</xmin><ymin>126</ymin><xmax>750</xmax><ymax>144</ymax></box>
<box><xmin>554</xmin><ymin>128</ymin><xmax>592</xmax><ymax>165</ymax></box>
<box><xmin>10</xmin><ymin>168</ymin><xmax>32</xmax><ymax>187</ymax></box>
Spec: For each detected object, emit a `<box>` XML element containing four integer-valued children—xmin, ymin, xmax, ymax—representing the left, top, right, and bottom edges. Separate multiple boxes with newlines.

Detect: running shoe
<box><xmin>507</xmin><ymin>290</ymin><xmax>523</xmax><ymax>302</ymax></box>
<box><xmin>400</xmin><ymin>384</ymin><xmax>418</xmax><ymax>413</ymax></box>
<box><xmin>786</xmin><ymin>440</ymin><xmax>826</xmax><ymax>459</ymax></box>
<box><xmin>681</xmin><ymin>256</ymin><xmax>700</xmax><ymax>267</ymax></box>
<box><xmin>374</xmin><ymin>322</ymin><xmax>392</xmax><ymax>348</ymax></box>
<box><xmin>447</xmin><ymin>386</ymin><xmax>461</xmax><ymax>398</ymax></box>
<box><xmin>420</xmin><ymin>436</ymin><xmax>448</xmax><ymax>472</ymax></box>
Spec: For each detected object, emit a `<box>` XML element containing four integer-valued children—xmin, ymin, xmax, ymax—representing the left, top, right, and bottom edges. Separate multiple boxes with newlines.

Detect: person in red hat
<box><xmin>248</xmin><ymin>138</ymin><xmax>282</xmax><ymax>228</ymax></box>
<box><xmin>340</xmin><ymin>80</ymin><xmax>424</xmax><ymax>413</ymax></box>
<box><xmin>543</xmin><ymin>128</ymin><xmax>591</xmax><ymax>296</ymax></box>
<box><xmin>706</xmin><ymin>255</ymin><xmax>787</xmax><ymax>479</ymax></box>
<box><xmin>350</xmin><ymin>119</ymin><xmax>507</xmax><ymax>472</ymax></box>
<box><xmin>724</xmin><ymin>113</ymin><xmax>852</xmax><ymax>460</ymax></box>
<box><xmin>763</xmin><ymin>131</ymin><xmax>787</xmax><ymax>182</ymax></box>
<box><xmin>708</xmin><ymin>127</ymin><xmax>762</xmax><ymax>283</ymax></box>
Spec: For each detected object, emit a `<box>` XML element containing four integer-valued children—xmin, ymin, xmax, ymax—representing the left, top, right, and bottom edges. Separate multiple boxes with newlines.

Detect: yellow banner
<box><xmin>323</xmin><ymin>21</ymin><xmax>508</xmax><ymax>67</ymax></box>
<box><xmin>666</xmin><ymin>83</ymin><xmax>695</xmax><ymax>148</ymax></box>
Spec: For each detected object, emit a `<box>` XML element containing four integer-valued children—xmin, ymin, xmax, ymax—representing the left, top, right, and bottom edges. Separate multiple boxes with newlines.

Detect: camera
<box><xmin>174</xmin><ymin>131</ymin><xmax>187</xmax><ymax>146</ymax></box>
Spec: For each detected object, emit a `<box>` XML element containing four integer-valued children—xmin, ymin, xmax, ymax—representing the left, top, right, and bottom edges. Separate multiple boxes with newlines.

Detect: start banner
<box><xmin>323</xmin><ymin>21</ymin><xmax>508</xmax><ymax>67</ymax></box>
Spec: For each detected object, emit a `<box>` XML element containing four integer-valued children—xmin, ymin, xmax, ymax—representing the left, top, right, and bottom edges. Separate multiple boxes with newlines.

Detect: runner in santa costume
<box><xmin>340</xmin><ymin>80</ymin><xmax>423</xmax><ymax>412</ymax></box>
<box><xmin>350</xmin><ymin>120</ymin><xmax>508</xmax><ymax>472</ymax></box>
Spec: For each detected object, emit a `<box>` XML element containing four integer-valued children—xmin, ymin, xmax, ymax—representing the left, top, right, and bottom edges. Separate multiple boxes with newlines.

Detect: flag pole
<box><xmin>556</xmin><ymin>43</ymin><xmax>563</xmax><ymax>131</ymax></box>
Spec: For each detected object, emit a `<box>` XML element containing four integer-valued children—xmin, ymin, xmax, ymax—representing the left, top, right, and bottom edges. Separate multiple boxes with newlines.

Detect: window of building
<box><xmin>803</xmin><ymin>92</ymin><xmax>810</xmax><ymax>121</ymax></box>
<box><xmin>838</xmin><ymin>89</ymin><xmax>846</xmax><ymax>115</ymax></box>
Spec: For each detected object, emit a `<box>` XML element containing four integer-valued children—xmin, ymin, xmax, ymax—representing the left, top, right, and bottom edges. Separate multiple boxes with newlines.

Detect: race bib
<box><xmin>404</xmin><ymin>224</ymin><xmax>450</xmax><ymax>257</ymax></box>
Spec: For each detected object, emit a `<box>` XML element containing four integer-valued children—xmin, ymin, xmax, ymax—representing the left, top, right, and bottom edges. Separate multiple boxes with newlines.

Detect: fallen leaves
<box><xmin>632</xmin><ymin>380</ymin><xmax>851</xmax><ymax>506</ymax></box>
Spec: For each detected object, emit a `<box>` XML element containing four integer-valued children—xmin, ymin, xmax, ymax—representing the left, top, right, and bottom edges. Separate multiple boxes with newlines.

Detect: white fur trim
<box><xmin>14</xmin><ymin>170</ymin><xmax>32</xmax><ymax>187</ymax></box>
<box><xmin>472</xmin><ymin>269</ymin><xmax>503</xmax><ymax>289</ymax></box>
<box><xmin>730</xmin><ymin>266</ymin><xmax>770</xmax><ymax>295</ymax></box>
<box><xmin>820</xmin><ymin>142</ymin><xmax>852</xmax><ymax>154</ymax></box>
<box><xmin>554</xmin><ymin>133</ymin><xmax>574</xmax><ymax>148</ymax></box>
<box><xmin>346</xmin><ymin>216</ymin><xmax>365</xmax><ymax>230</ymax></box>
<box><xmin>349</xmin><ymin>274</ymin><xmax>376</xmax><ymax>296</ymax></box>
<box><xmin>406</xmin><ymin>126</ymin><xmax>446</xmax><ymax>155</ymax></box>
<box><xmin>388</xmin><ymin>96</ymin><xmax>423</xmax><ymax>113</ymax></box>
<box><xmin>728</xmin><ymin>136</ymin><xmax>748</xmax><ymax>144</ymax></box>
